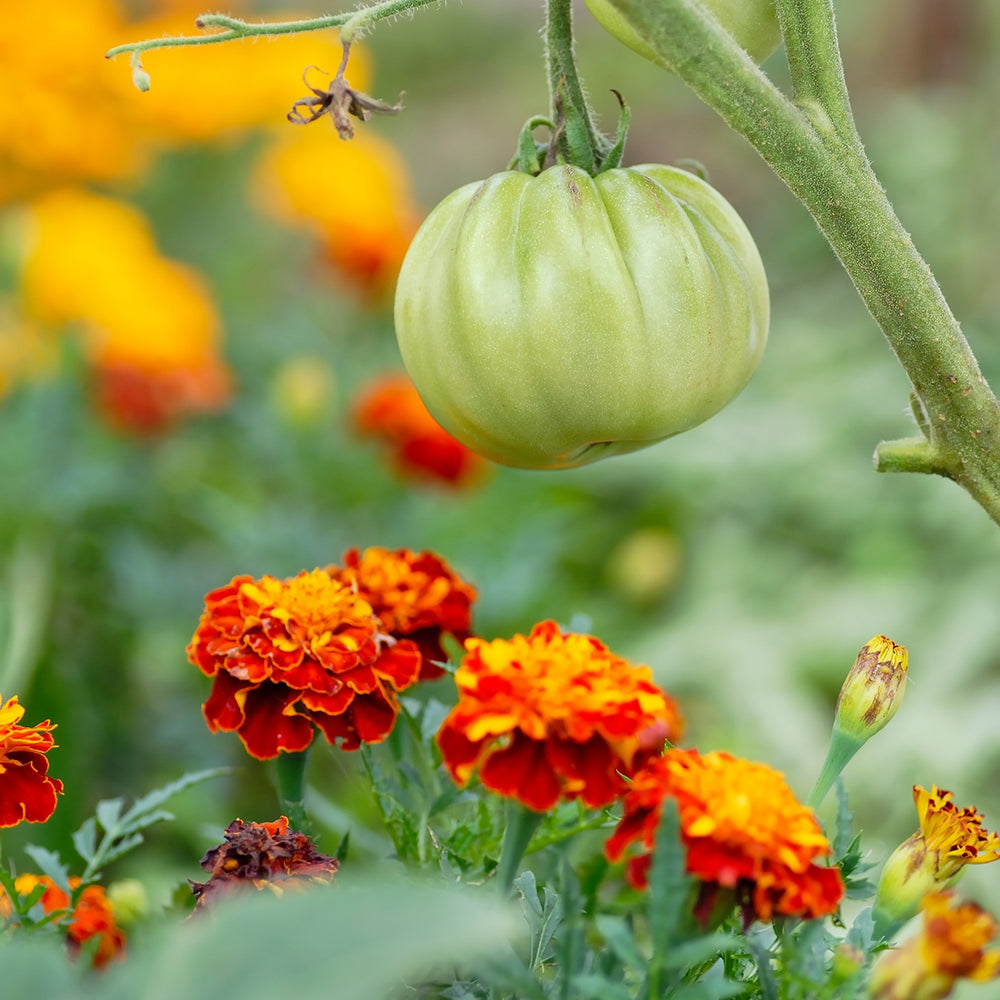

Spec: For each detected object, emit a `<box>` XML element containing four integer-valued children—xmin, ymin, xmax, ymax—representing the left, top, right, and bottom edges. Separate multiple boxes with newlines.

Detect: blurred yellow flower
<box><xmin>251</xmin><ymin>123</ymin><xmax>421</xmax><ymax>295</ymax></box>
<box><xmin>17</xmin><ymin>187</ymin><xmax>231</xmax><ymax>431</ymax></box>
<box><xmin>0</xmin><ymin>0</ymin><xmax>144</xmax><ymax>203</ymax></box>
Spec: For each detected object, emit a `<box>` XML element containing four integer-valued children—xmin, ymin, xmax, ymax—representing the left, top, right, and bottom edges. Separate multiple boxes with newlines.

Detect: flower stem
<box><xmin>607</xmin><ymin>0</ymin><xmax>1000</xmax><ymax>526</ymax></box>
<box><xmin>106</xmin><ymin>0</ymin><xmax>442</xmax><ymax>65</ymax></box>
<box><xmin>495</xmin><ymin>800</ymin><xmax>544</xmax><ymax>895</ymax></box>
<box><xmin>807</xmin><ymin>728</ymin><xmax>863</xmax><ymax>810</ymax></box>
<box><xmin>274</xmin><ymin>749</ymin><xmax>312</xmax><ymax>836</ymax></box>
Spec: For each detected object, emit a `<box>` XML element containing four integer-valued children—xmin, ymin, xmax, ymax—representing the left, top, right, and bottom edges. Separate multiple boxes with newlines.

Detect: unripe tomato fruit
<box><xmin>394</xmin><ymin>164</ymin><xmax>769</xmax><ymax>470</ymax></box>
<box><xmin>583</xmin><ymin>0</ymin><xmax>781</xmax><ymax>69</ymax></box>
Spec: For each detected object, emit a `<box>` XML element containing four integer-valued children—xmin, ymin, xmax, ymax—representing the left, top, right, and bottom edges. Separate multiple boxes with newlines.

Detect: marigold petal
<box><xmin>236</xmin><ymin>686</ymin><xmax>314</xmax><ymax>760</ymax></box>
<box><xmin>479</xmin><ymin>732</ymin><xmax>563</xmax><ymax>813</ymax></box>
<box><xmin>0</xmin><ymin>760</ymin><xmax>63</xmax><ymax>827</ymax></box>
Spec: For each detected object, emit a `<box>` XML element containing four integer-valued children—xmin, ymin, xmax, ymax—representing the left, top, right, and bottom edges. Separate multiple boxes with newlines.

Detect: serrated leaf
<box><xmin>119</xmin><ymin>808</ymin><xmax>174</xmax><ymax>837</ymax></box>
<box><xmin>647</xmin><ymin>798</ymin><xmax>693</xmax><ymax>956</ymax></box>
<box><xmin>94</xmin><ymin>831</ymin><xmax>145</xmax><ymax>870</ymax></box>
<box><xmin>119</xmin><ymin>767</ymin><xmax>230</xmax><ymax>827</ymax></box>
<box><xmin>846</xmin><ymin>906</ymin><xmax>875</xmax><ymax>952</ymax></box>
<box><xmin>71</xmin><ymin>817</ymin><xmax>98</xmax><ymax>864</ymax></box>
<box><xmin>661</xmin><ymin>932</ymin><xmax>745</xmax><ymax>970</ymax></box>
<box><xmin>95</xmin><ymin>797</ymin><xmax>124</xmax><ymax>834</ymax></box>
<box><xmin>21</xmin><ymin>846</ymin><xmax>71</xmax><ymax>896</ymax></box>
<box><xmin>746</xmin><ymin>931</ymin><xmax>779</xmax><ymax>1000</ymax></box>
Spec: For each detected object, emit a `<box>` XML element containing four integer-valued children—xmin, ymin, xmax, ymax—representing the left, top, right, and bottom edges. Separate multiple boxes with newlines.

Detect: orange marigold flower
<box><xmin>869</xmin><ymin>891</ymin><xmax>1000</xmax><ymax>1000</ymax></box>
<box><xmin>251</xmin><ymin>124</ymin><xmax>420</xmax><ymax>297</ymax></box>
<box><xmin>436</xmin><ymin>620</ymin><xmax>683</xmax><ymax>812</ymax></box>
<box><xmin>604</xmin><ymin>748</ymin><xmax>844</xmax><ymax>924</ymax></box>
<box><xmin>0</xmin><ymin>693</ymin><xmax>63</xmax><ymax>827</ymax></box>
<box><xmin>874</xmin><ymin>785</ymin><xmax>1000</xmax><ymax>930</ymax></box>
<box><xmin>187</xmin><ymin>568</ymin><xmax>422</xmax><ymax>758</ymax></box>
<box><xmin>1</xmin><ymin>875</ymin><xmax>125</xmax><ymax>968</ymax></box>
<box><xmin>351</xmin><ymin>373</ymin><xmax>488</xmax><ymax>487</ymax></box>
<box><xmin>190</xmin><ymin>815</ymin><xmax>339</xmax><ymax>913</ymax></box>
<box><xmin>336</xmin><ymin>546</ymin><xmax>476</xmax><ymax>681</ymax></box>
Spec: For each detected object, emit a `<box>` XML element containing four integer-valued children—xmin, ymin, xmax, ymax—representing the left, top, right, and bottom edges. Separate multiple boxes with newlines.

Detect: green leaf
<box><xmin>71</xmin><ymin>817</ymin><xmax>98</xmax><ymax>864</ymax></box>
<box><xmin>119</xmin><ymin>767</ymin><xmax>230</xmax><ymax>828</ymax></box>
<box><xmin>95</xmin><ymin>797</ymin><xmax>124</xmax><ymax>834</ymax></box>
<box><xmin>595</xmin><ymin>90</ymin><xmax>631</xmax><ymax>173</ymax></box>
<box><xmin>569</xmin><ymin>973</ymin><xmax>634</xmax><ymax>999</ymax></box>
<box><xmin>595</xmin><ymin>914</ymin><xmax>645</xmax><ymax>971</ymax></box>
<box><xmin>647</xmin><ymin>798</ymin><xmax>693</xmax><ymax>956</ymax></box>
<box><xmin>746</xmin><ymin>931</ymin><xmax>778</xmax><ymax>1000</ymax></box>
<box><xmin>0</xmin><ymin>937</ymin><xmax>81</xmax><ymax>998</ymax></box>
<box><xmin>98</xmin><ymin>874</ymin><xmax>521</xmax><ymax>1000</ymax></box>
<box><xmin>21</xmin><ymin>847</ymin><xmax>71</xmax><ymax>896</ymax></box>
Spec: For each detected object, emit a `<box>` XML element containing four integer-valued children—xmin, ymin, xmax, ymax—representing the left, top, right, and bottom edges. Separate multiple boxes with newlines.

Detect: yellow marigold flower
<box><xmin>251</xmin><ymin>124</ymin><xmax>421</xmax><ymax>296</ymax></box>
<box><xmin>0</xmin><ymin>0</ymin><xmax>144</xmax><ymax>203</ymax></box>
<box><xmin>874</xmin><ymin>785</ymin><xmax>1000</xmax><ymax>932</ymax></box>
<box><xmin>1</xmin><ymin>875</ymin><xmax>125</xmax><ymax>968</ymax></box>
<box><xmin>835</xmin><ymin>635</ymin><xmax>908</xmax><ymax>744</ymax></box>
<box><xmin>0</xmin><ymin>693</ymin><xmax>63</xmax><ymax>827</ymax></box>
<box><xmin>605</xmin><ymin>749</ymin><xmax>844</xmax><ymax>923</ymax></box>
<box><xmin>17</xmin><ymin>187</ymin><xmax>231</xmax><ymax>431</ymax></box>
<box><xmin>868</xmin><ymin>891</ymin><xmax>1000</xmax><ymax>1000</ymax></box>
<box><xmin>187</xmin><ymin>568</ymin><xmax>423</xmax><ymax>758</ymax></box>
<box><xmin>336</xmin><ymin>546</ymin><xmax>477</xmax><ymax>681</ymax></box>
<box><xmin>436</xmin><ymin>620</ymin><xmax>683</xmax><ymax>812</ymax></box>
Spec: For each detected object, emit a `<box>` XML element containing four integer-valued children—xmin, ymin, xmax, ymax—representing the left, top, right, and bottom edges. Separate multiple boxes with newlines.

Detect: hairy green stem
<box><xmin>609</xmin><ymin>0</ymin><xmax>1000</xmax><ymax>525</ymax></box>
<box><xmin>105</xmin><ymin>0</ymin><xmax>442</xmax><ymax>63</ymax></box>
<box><xmin>275</xmin><ymin>749</ymin><xmax>312</xmax><ymax>836</ymax></box>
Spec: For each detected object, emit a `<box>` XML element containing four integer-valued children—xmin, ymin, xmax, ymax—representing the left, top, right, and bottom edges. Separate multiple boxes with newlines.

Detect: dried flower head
<box><xmin>190</xmin><ymin>816</ymin><xmax>339</xmax><ymax>912</ymax></box>
<box><xmin>187</xmin><ymin>568</ymin><xmax>422</xmax><ymax>758</ymax></box>
<box><xmin>436</xmin><ymin>620</ymin><xmax>683</xmax><ymax>812</ymax></box>
<box><xmin>605</xmin><ymin>748</ymin><xmax>844</xmax><ymax>924</ymax></box>
<box><xmin>287</xmin><ymin>43</ymin><xmax>402</xmax><ymax>139</ymax></box>
<box><xmin>336</xmin><ymin>546</ymin><xmax>476</xmax><ymax>680</ymax></box>
<box><xmin>0</xmin><ymin>693</ymin><xmax>63</xmax><ymax>827</ymax></box>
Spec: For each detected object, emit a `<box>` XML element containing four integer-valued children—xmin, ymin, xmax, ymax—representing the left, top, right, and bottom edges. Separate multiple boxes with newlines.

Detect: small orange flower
<box><xmin>1</xmin><ymin>875</ymin><xmax>125</xmax><ymax>968</ymax></box>
<box><xmin>187</xmin><ymin>568</ymin><xmax>422</xmax><ymax>758</ymax></box>
<box><xmin>336</xmin><ymin>546</ymin><xmax>476</xmax><ymax>680</ymax></box>
<box><xmin>875</xmin><ymin>785</ymin><xmax>1000</xmax><ymax>929</ymax></box>
<box><xmin>0</xmin><ymin>693</ymin><xmax>63</xmax><ymax>827</ymax></box>
<box><xmin>604</xmin><ymin>748</ymin><xmax>844</xmax><ymax>923</ymax></box>
<box><xmin>436</xmin><ymin>620</ymin><xmax>683</xmax><ymax>812</ymax></box>
<box><xmin>351</xmin><ymin>373</ymin><xmax>488</xmax><ymax>487</ymax></box>
<box><xmin>869</xmin><ymin>891</ymin><xmax>1000</xmax><ymax>1000</ymax></box>
<box><xmin>190</xmin><ymin>816</ymin><xmax>339</xmax><ymax>912</ymax></box>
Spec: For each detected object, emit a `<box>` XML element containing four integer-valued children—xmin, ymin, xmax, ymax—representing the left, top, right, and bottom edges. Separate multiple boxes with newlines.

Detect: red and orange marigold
<box><xmin>336</xmin><ymin>546</ymin><xmax>476</xmax><ymax>681</ymax></box>
<box><xmin>0</xmin><ymin>693</ymin><xmax>63</xmax><ymax>827</ymax></box>
<box><xmin>0</xmin><ymin>875</ymin><xmax>125</xmax><ymax>968</ymax></box>
<box><xmin>351</xmin><ymin>372</ymin><xmax>488</xmax><ymax>488</ymax></box>
<box><xmin>604</xmin><ymin>748</ymin><xmax>844</xmax><ymax>923</ymax></box>
<box><xmin>436</xmin><ymin>620</ymin><xmax>683</xmax><ymax>812</ymax></box>
<box><xmin>186</xmin><ymin>568</ymin><xmax>422</xmax><ymax>758</ymax></box>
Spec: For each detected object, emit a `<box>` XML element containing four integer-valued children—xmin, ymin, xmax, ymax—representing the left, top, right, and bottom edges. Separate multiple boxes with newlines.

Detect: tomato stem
<box><xmin>606</xmin><ymin>0</ymin><xmax>1000</xmax><ymax>527</ymax></box>
<box><xmin>543</xmin><ymin>0</ymin><xmax>620</xmax><ymax>173</ymax></box>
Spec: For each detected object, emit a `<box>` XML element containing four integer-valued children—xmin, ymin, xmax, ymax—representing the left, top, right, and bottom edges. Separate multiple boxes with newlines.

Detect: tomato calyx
<box><xmin>287</xmin><ymin>40</ymin><xmax>403</xmax><ymax>140</ymax></box>
<box><xmin>510</xmin><ymin>88</ymin><xmax>631</xmax><ymax>177</ymax></box>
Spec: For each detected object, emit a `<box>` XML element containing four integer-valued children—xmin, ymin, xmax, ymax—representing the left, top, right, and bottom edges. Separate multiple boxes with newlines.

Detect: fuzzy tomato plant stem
<box><xmin>609</xmin><ymin>0</ymin><xmax>1000</xmax><ymax>526</ymax></box>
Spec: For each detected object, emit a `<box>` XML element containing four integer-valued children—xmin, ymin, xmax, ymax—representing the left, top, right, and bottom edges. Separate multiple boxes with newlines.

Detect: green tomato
<box><xmin>394</xmin><ymin>164</ymin><xmax>769</xmax><ymax>470</ymax></box>
<box><xmin>583</xmin><ymin>0</ymin><xmax>781</xmax><ymax>68</ymax></box>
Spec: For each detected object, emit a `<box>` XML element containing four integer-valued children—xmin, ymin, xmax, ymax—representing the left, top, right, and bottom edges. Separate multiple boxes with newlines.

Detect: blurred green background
<box><xmin>1</xmin><ymin>0</ymin><xmax>999</xmax><ymax>955</ymax></box>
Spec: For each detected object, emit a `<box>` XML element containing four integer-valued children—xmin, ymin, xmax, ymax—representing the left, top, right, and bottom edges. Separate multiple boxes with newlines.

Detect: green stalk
<box><xmin>495</xmin><ymin>800</ymin><xmax>545</xmax><ymax>895</ymax></box>
<box><xmin>275</xmin><ymin>749</ymin><xmax>312</xmax><ymax>836</ymax></box>
<box><xmin>807</xmin><ymin>729</ymin><xmax>863</xmax><ymax>810</ymax></box>
<box><xmin>608</xmin><ymin>0</ymin><xmax>1000</xmax><ymax>525</ymax></box>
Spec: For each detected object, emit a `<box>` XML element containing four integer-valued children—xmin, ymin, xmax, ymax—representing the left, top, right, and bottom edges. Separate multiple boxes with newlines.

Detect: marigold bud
<box><xmin>873</xmin><ymin>786</ymin><xmax>1000</xmax><ymax>935</ymax></box>
<box><xmin>834</xmin><ymin>635</ymin><xmax>908</xmax><ymax>744</ymax></box>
